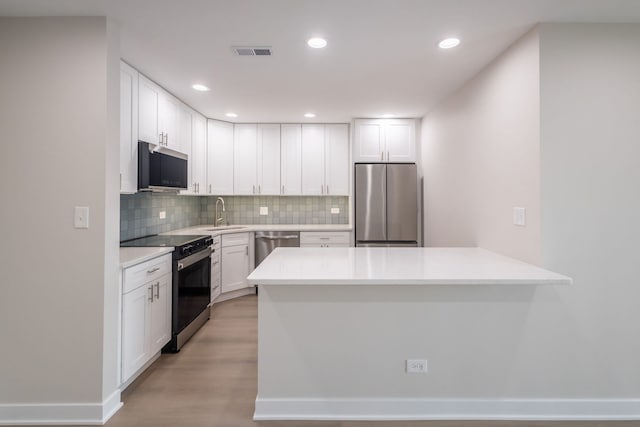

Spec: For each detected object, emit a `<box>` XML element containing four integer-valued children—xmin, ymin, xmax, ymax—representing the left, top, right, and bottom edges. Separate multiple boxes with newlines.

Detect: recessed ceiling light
<box><xmin>438</xmin><ymin>37</ymin><xmax>460</xmax><ymax>49</ymax></box>
<box><xmin>307</xmin><ymin>37</ymin><xmax>327</xmax><ymax>49</ymax></box>
<box><xmin>192</xmin><ymin>84</ymin><xmax>210</xmax><ymax>91</ymax></box>
<box><xmin>304</xmin><ymin>113</ymin><xmax>316</xmax><ymax>118</ymax></box>
<box><xmin>381</xmin><ymin>114</ymin><xmax>395</xmax><ymax>118</ymax></box>
<box><xmin>225</xmin><ymin>112</ymin><xmax>238</xmax><ymax>118</ymax></box>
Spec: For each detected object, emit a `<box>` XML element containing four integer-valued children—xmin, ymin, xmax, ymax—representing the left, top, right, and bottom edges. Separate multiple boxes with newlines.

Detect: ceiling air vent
<box><xmin>233</xmin><ymin>46</ymin><xmax>272</xmax><ymax>56</ymax></box>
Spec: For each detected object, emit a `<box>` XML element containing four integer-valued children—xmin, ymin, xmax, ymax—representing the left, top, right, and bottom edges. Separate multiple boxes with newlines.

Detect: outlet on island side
<box><xmin>406</xmin><ymin>359</ymin><xmax>428</xmax><ymax>374</ymax></box>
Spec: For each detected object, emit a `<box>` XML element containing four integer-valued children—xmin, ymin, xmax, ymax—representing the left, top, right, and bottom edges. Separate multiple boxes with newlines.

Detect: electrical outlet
<box><xmin>260</xmin><ymin>206</ymin><xmax>269</xmax><ymax>216</ymax></box>
<box><xmin>159</xmin><ymin>211</ymin><xmax>166</xmax><ymax>219</ymax></box>
<box><xmin>513</xmin><ymin>207</ymin><xmax>526</xmax><ymax>226</ymax></box>
<box><xmin>406</xmin><ymin>359</ymin><xmax>428</xmax><ymax>374</ymax></box>
<box><xmin>331</xmin><ymin>207</ymin><xmax>340</xmax><ymax>214</ymax></box>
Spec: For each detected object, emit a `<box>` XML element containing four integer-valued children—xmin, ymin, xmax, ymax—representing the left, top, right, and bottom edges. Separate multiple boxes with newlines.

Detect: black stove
<box><xmin>121</xmin><ymin>234</ymin><xmax>214</xmax><ymax>352</ymax></box>
<box><xmin>121</xmin><ymin>234</ymin><xmax>213</xmax><ymax>258</ymax></box>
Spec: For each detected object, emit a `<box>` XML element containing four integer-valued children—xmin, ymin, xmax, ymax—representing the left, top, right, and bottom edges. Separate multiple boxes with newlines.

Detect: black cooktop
<box><xmin>120</xmin><ymin>234</ymin><xmax>209</xmax><ymax>248</ymax></box>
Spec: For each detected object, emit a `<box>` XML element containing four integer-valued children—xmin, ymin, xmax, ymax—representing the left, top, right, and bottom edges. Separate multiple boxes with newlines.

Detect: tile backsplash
<box><xmin>120</xmin><ymin>193</ymin><xmax>349</xmax><ymax>241</ymax></box>
<box><xmin>201</xmin><ymin>196</ymin><xmax>349</xmax><ymax>225</ymax></box>
<box><xmin>120</xmin><ymin>193</ymin><xmax>202</xmax><ymax>241</ymax></box>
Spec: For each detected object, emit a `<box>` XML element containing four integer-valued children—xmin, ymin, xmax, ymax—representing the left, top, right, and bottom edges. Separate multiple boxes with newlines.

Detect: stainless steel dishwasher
<box><xmin>255</xmin><ymin>231</ymin><xmax>300</xmax><ymax>267</ymax></box>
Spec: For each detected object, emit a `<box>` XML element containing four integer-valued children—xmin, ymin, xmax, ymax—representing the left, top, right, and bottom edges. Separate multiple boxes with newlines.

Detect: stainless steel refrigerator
<box><xmin>355</xmin><ymin>163</ymin><xmax>418</xmax><ymax>247</ymax></box>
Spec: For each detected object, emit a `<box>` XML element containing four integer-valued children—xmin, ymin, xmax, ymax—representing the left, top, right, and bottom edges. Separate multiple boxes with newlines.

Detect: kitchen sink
<box><xmin>205</xmin><ymin>226</ymin><xmax>247</xmax><ymax>231</ymax></box>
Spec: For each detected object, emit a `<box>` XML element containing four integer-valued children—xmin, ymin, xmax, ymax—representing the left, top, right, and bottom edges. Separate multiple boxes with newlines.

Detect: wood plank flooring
<box><xmin>71</xmin><ymin>295</ymin><xmax>640</xmax><ymax>426</ymax></box>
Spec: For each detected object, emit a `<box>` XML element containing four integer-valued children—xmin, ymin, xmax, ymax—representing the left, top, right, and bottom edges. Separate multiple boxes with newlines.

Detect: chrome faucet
<box><xmin>215</xmin><ymin>197</ymin><xmax>226</xmax><ymax>227</ymax></box>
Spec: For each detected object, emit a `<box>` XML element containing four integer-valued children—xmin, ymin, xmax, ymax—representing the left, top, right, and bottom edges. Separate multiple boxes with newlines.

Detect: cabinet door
<box><xmin>149</xmin><ymin>274</ymin><xmax>172</xmax><ymax>355</ymax></box>
<box><xmin>159</xmin><ymin>93</ymin><xmax>180</xmax><ymax>151</ymax></box>
<box><xmin>122</xmin><ymin>284</ymin><xmax>152</xmax><ymax>382</ymax></box>
<box><xmin>138</xmin><ymin>75</ymin><xmax>160</xmax><ymax>145</ymax></box>
<box><xmin>386</xmin><ymin>119</ymin><xmax>416</xmax><ymax>162</ymax></box>
<box><xmin>325</xmin><ymin>124</ymin><xmax>350</xmax><ymax>195</ymax></box>
<box><xmin>120</xmin><ymin>61</ymin><xmax>138</xmax><ymax>194</ymax></box>
<box><xmin>354</xmin><ymin>119</ymin><xmax>385</xmax><ymax>163</ymax></box>
<box><xmin>178</xmin><ymin>104</ymin><xmax>194</xmax><ymax>194</ymax></box>
<box><xmin>281</xmin><ymin>124</ymin><xmax>302</xmax><ymax>195</ymax></box>
<box><xmin>257</xmin><ymin>124</ymin><xmax>281</xmax><ymax>195</ymax></box>
<box><xmin>191</xmin><ymin>113</ymin><xmax>207</xmax><ymax>194</ymax></box>
<box><xmin>301</xmin><ymin>124</ymin><xmax>325</xmax><ymax>195</ymax></box>
<box><xmin>233</xmin><ymin>124</ymin><xmax>258</xmax><ymax>195</ymax></box>
<box><xmin>207</xmin><ymin>120</ymin><xmax>234</xmax><ymax>195</ymax></box>
<box><xmin>221</xmin><ymin>245</ymin><xmax>250</xmax><ymax>293</ymax></box>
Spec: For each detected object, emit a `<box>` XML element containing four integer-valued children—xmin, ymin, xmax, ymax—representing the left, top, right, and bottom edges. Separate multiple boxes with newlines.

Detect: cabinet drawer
<box><xmin>222</xmin><ymin>232</ymin><xmax>250</xmax><ymax>247</ymax></box>
<box><xmin>300</xmin><ymin>231</ymin><xmax>350</xmax><ymax>245</ymax></box>
<box><xmin>123</xmin><ymin>254</ymin><xmax>172</xmax><ymax>294</ymax></box>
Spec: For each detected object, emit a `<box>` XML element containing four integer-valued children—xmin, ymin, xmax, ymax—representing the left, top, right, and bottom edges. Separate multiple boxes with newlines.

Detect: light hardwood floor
<box><xmin>94</xmin><ymin>295</ymin><xmax>639</xmax><ymax>427</ymax></box>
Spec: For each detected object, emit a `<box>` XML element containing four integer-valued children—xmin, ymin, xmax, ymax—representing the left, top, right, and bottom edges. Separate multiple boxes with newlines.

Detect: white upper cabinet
<box><xmin>207</xmin><ymin>120</ymin><xmax>234</xmax><ymax>195</ymax></box>
<box><xmin>120</xmin><ymin>61</ymin><xmax>138</xmax><ymax>194</ymax></box>
<box><xmin>353</xmin><ymin>118</ymin><xmax>415</xmax><ymax>163</ymax></box>
<box><xmin>233</xmin><ymin>124</ymin><xmax>258</xmax><ymax>195</ymax></box>
<box><xmin>138</xmin><ymin>73</ymin><xmax>184</xmax><ymax>153</ymax></box>
<box><xmin>233</xmin><ymin>124</ymin><xmax>281</xmax><ymax>195</ymax></box>
<box><xmin>158</xmin><ymin>93</ymin><xmax>180</xmax><ymax>151</ymax></box>
<box><xmin>325</xmin><ymin>124</ymin><xmax>350</xmax><ymax>196</ymax></box>
<box><xmin>281</xmin><ymin>124</ymin><xmax>302</xmax><ymax>195</ymax></box>
<box><xmin>138</xmin><ymin>74</ymin><xmax>160</xmax><ymax>146</ymax></box>
<box><xmin>257</xmin><ymin>124</ymin><xmax>281</xmax><ymax>195</ymax></box>
<box><xmin>301</xmin><ymin>124</ymin><xmax>350</xmax><ymax>196</ymax></box>
<box><xmin>301</xmin><ymin>124</ymin><xmax>325</xmax><ymax>195</ymax></box>
<box><xmin>191</xmin><ymin>113</ymin><xmax>207</xmax><ymax>195</ymax></box>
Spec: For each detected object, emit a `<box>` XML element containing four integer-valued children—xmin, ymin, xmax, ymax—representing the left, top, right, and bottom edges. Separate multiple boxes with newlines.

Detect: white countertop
<box><xmin>164</xmin><ymin>223</ymin><xmax>352</xmax><ymax>236</ymax></box>
<box><xmin>247</xmin><ymin>247</ymin><xmax>572</xmax><ymax>286</ymax></box>
<box><xmin>120</xmin><ymin>247</ymin><xmax>174</xmax><ymax>269</ymax></box>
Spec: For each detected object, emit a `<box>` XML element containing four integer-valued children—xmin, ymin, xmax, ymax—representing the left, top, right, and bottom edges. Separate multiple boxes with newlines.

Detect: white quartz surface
<box><xmin>247</xmin><ymin>247</ymin><xmax>572</xmax><ymax>285</ymax></box>
<box><xmin>165</xmin><ymin>223</ymin><xmax>352</xmax><ymax>236</ymax></box>
<box><xmin>120</xmin><ymin>247</ymin><xmax>174</xmax><ymax>269</ymax></box>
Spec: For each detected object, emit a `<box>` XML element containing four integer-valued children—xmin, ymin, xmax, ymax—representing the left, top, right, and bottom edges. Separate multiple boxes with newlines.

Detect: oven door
<box><xmin>176</xmin><ymin>248</ymin><xmax>211</xmax><ymax>334</ymax></box>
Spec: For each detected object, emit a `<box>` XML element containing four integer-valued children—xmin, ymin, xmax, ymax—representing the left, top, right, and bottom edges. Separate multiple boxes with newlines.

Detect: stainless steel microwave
<box><xmin>138</xmin><ymin>141</ymin><xmax>188</xmax><ymax>192</ymax></box>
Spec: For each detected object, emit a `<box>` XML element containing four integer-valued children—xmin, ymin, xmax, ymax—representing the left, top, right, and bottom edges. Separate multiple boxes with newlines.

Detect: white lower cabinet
<box><xmin>211</xmin><ymin>235</ymin><xmax>222</xmax><ymax>302</ymax></box>
<box><xmin>221</xmin><ymin>232</ymin><xmax>251</xmax><ymax>293</ymax></box>
<box><xmin>121</xmin><ymin>253</ymin><xmax>172</xmax><ymax>385</ymax></box>
<box><xmin>300</xmin><ymin>231</ymin><xmax>351</xmax><ymax>248</ymax></box>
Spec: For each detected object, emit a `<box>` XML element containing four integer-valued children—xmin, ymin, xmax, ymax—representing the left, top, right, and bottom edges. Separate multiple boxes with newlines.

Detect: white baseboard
<box><xmin>254</xmin><ymin>397</ymin><xmax>640</xmax><ymax>421</ymax></box>
<box><xmin>0</xmin><ymin>390</ymin><xmax>122</xmax><ymax>425</ymax></box>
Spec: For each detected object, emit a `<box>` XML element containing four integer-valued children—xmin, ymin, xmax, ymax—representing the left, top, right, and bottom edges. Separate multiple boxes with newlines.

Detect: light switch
<box><xmin>74</xmin><ymin>206</ymin><xmax>89</xmax><ymax>229</ymax></box>
<box><xmin>513</xmin><ymin>207</ymin><xmax>526</xmax><ymax>227</ymax></box>
<box><xmin>331</xmin><ymin>207</ymin><xmax>340</xmax><ymax>214</ymax></box>
<box><xmin>259</xmin><ymin>206</ymin><xmax>268</xmax><ymax>216</ymax></box>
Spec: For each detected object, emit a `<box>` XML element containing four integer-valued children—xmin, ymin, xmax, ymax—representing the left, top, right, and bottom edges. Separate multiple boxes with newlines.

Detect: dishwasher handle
<box><xmin>256</xmin><ymin>235</ymin><xmax>299</xmax><ymax>240</ymax></box>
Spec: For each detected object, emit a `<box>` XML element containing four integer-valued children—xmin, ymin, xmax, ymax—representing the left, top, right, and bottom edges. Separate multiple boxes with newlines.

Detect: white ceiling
<box><xmin>2</xmin><ymin>0</ymin><xmax>640</xmax><ymax>122</ymax></box>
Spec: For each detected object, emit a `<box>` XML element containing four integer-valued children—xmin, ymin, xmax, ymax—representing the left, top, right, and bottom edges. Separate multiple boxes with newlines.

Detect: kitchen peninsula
<box><xmin>248</xmin><ymin>247</ymin><xmax>572</xmax><ymax>421</ymax></box>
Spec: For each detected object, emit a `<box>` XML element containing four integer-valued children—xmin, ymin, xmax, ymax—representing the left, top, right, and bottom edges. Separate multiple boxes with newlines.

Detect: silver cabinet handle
<box><xmin>326</xmin><ymin>185</ymin><xmax>329</xmax><ymax>194</ymax></box>
<box><xmin>245</xmin><ymin>246</ymin><xmax>248</xmax><ymax>255</ymax></box>
<box><xmin>197</xmin><ymin>183</ymin><xmax>200</xmax><ymax>193</ymax></box>
<box><xmin>147</xmin><ymin>266</ymin><xmax>160</xmax><ymax>274</ymax></box>
<box><xmin>155</xmin><ymin>282</ymin><xmax>160</xmax><ymax>299</ymax></box>
<box><xmin>381</xmin><ymin>151</ymin><xmax>384</xmax><ymax>161</ymax></box>
<box><xmin>165</xmin><ymin>133</ymin><xmax>168</xmax><ymax>146</ymax></box>
<box><xmin>148</xmin><ymin>286</ymin><xmax>154</xmax><ymax>302</ymax></box>
<box><xmin>209</xmin><ymin>184</ymin><xmax>212</xmax><ymax>194</ymax></box>
<box><xmin>253</xmin><ymin>185</ymin><xmax>255</xmax><ymax>194</ymax></box>
<box><xmin>282</xmin><ymin>185</ymin><xmax>285</xmax><ymax>194</ymax></box>
<box><xmin>321</xmin><ymin>185</ymin><xmax>324</xmax><ymax>194</ymax></box>
<box><xmin>258</xmin><ymin>184</ymin><xmax>261</xmax><ymax>194</ymax></box>
<box><xmin>387</xmin><ymin>151</ymin><xmax>390</xmax><ymax>161</ymax></box>
<box><xmin>159</xmin><ymin>133</ymin><xmax>163</xmax><ymax>144</ymax></box>
<box><xmin>320</xmin><ymin>237</ymin><xmax>330</xmax><ymax>240</ymax></box>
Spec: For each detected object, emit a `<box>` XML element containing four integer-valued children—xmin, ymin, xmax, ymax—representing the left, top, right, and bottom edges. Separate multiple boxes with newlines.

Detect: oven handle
<box><xmin>177</xmin><ymin>247</ymin><xmax>212</xmax><ymax>271</ymax></box>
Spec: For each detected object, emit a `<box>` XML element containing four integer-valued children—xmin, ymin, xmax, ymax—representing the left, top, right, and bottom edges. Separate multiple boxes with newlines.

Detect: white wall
<box><xmin>0</xmin><ymin>17</ymin><xmax>121</xmax><ymax>423</ymax></box>
<box><xmin>422</xmin><ymin>29</ymin><xmax>541</xmax><ymax>265</ymax></box>
<box><xmin>539</xmin><ymin>23</ymin><xmax>640</xmax><ymax>397</ymax></box>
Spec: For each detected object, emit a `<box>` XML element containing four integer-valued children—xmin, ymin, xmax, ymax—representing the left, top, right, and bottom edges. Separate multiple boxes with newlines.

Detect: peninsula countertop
<box><xmin>247</xmin><ymin>247</ymin><xmax>572</xmax><ymax>286</ymax></box>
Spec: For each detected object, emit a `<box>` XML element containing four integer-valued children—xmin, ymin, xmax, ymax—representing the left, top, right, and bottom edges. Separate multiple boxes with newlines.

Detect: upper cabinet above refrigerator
<box><xmin>353</xmin><ymin>118</ymin><xmax>416</xmax><ymax>163</ymax></box>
